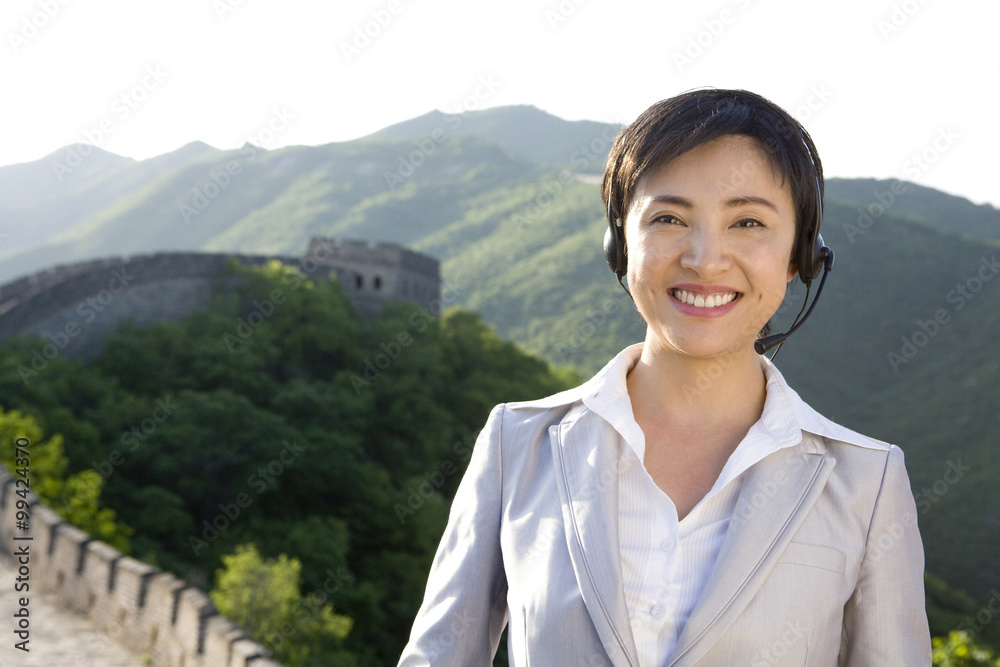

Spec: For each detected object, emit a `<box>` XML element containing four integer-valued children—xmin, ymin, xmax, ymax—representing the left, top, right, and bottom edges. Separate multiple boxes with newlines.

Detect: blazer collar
<box><xmin>518</xmin><ymin>344</ymin><xmax>889</xmax><ymax>454</ymax></box>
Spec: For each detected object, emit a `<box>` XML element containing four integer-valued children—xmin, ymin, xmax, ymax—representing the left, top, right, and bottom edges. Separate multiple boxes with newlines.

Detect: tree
<box><xmin>210</xmin><ymin>543</ymin><xmax>355</xmax><ymax>667</ymax></box>
<box><xmin>0</xmin><ymin>406</ymin><xmax>132</xmax><ymax>552</ymax></box>
<box><xmin>933</xmin><ymin>631</ymin><xmax>1000</xmax><ymax>667</ymax></box>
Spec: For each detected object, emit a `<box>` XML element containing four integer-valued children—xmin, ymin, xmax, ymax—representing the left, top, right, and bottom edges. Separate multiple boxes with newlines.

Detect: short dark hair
<box><xmin>601</xmin><ymin>88</ymin><xmax>823</xmax><ymax>259</ymax></box>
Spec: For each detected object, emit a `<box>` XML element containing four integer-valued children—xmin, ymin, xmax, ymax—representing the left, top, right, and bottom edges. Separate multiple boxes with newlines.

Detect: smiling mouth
<box><xmin>671</xmin><ymin>289</ymin><xmax>739</xmax><ymax>308</ymax></box>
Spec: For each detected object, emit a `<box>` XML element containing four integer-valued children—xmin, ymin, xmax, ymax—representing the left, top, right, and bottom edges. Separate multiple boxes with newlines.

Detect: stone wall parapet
<box><xmin>0</xmin><ymin>466</ymin><xmax>282</xmax><ymax>666</ymax></box>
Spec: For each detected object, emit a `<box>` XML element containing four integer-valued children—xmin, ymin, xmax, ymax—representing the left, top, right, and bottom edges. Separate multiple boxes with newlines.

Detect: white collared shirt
<box><xmin>582</xmin><ymin>344</ymin><xmax>806</xmax><ymax>666</ymax></box>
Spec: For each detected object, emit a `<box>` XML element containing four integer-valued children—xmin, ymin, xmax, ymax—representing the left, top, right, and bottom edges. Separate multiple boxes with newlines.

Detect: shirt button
<box><xmin>651</xmin><ymin>604</ymin><xmax>666</xmax><ymax>618</ymax></box>
<box><xmin>660</xmin><ymin>538</ymin><xmax>675</xmax><ymax>551</ymax></box>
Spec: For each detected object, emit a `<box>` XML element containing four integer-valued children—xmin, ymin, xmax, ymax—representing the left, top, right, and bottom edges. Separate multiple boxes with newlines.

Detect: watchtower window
<box><xmin>355</xmin><ymin>274</ymin><xmax>363</xmax><ymax>289</ymax></box>
<box><xmin>374</xmin><ymin>276</ymin><xmax>382</xmax><ymax>290</ymax></box>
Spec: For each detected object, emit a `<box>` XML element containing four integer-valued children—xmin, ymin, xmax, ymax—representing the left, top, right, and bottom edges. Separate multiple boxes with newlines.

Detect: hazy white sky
<box><xmin>3</xmin><ymin>0</ymin><xmax>997</xmax><ymax>207</ymax></box>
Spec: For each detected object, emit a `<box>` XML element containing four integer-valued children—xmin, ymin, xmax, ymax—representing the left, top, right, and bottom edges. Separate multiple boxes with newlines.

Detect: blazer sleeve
<box><xmin>398</xmin><ymin>404</ymin><xmax>509</xmax><ymax>666</ymax></box>
<box><xmin>839</xmin><ymin>444</ymin><xmax>932</xmax><ymax>666</ymax></box>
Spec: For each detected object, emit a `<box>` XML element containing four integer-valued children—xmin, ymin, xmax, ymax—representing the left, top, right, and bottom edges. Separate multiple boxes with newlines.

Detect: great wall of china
<box><xmin>0</xmin><ymin>237</ymin><xmax>442</xmax><ymax>360</ymax></box>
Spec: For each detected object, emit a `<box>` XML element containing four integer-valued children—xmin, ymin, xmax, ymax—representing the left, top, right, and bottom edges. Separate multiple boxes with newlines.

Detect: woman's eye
<box><xmin>652</xmin><ymin>214</ymin><xmax>683</xmax><ymax>225</ymax></box>
<box><xmin>735</xmin><ymin>218</ymin><xmax>764</xmax><ymax>228</ymax></box>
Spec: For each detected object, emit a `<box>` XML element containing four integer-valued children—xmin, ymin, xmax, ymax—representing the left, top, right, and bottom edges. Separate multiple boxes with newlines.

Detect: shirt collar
<box><xmin>531</xmin><ymin>343</ymin><xmax>887</xmax><ymax>454</ymax></box>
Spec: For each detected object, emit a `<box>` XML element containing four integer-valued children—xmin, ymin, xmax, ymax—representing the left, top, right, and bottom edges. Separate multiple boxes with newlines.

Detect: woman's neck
<box><xmin>626</xmin><ymin>335</ymin><xmax>768</xmax><ymax>442</ymax></box>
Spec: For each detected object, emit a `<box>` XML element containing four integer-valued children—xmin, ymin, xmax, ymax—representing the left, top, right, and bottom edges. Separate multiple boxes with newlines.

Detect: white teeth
<box><xmin>672</xmin><ymin>289</ymin><xmax>737</xmax><ymax>308</ymax></box>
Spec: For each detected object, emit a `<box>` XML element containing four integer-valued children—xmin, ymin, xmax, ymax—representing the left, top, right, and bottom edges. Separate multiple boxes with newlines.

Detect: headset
<box><xmin>603</xmin><ymin>136</ymin><xmax>835</xmax><ymax>356</ymax></box>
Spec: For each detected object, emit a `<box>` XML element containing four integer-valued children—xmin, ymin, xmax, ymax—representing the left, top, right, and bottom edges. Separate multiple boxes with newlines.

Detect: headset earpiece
<box><xmin>604</xmin><ymin>201</ymin><xmax>626</xmax><ymax>278</ymax></box>
<box><xmin>795</xmin><ymin>173</ymin><xmax>831</xmax><ymax>286</ymax></box>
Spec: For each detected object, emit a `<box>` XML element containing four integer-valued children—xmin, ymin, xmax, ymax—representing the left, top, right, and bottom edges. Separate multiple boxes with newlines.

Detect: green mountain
<box><xmin>1</xmin><ymin>105</ymin><xmax>998</xmax><ymax>624</ymax></box>
<box><xmin>826</xmin><ymin>177</ymin><xmax>1000</xmax><ymax>241</ymax></box>
<box><xmin>369</xmin><ymin>104</ymin><xmax>620</xmax><ymax>171</ymax></box>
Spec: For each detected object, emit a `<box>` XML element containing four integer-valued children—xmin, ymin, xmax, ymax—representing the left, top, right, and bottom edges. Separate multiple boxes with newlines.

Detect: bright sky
<box><xmin>3</xmin><ymin>0</ymin><xmax>997</xmax><ymax>208</ymax></box>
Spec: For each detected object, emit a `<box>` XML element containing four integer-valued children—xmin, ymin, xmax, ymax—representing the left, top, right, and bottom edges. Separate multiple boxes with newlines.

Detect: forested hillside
<box><xmin>0</xmin><ymin>261</ymin><xmax>574</xmax><ymax>665</ymax></box>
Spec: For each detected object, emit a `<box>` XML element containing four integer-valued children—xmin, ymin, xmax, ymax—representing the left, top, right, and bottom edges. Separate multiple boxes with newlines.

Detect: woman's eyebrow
<box><xmin>649</xmin><ymin>194</ymin><xmax>694</xmax><ymax>207</ymax></box>
<box><xmin>725</xmin><ymin>195</ymin><xmax>779</xmax><ymax>211</ymax></box>
<box><xmin>647</xmin><ymin>194</ymin><xmax>779</xmax><ymax>212</ymax></box>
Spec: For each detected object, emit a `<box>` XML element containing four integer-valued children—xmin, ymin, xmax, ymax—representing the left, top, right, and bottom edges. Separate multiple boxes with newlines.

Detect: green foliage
<box><xmin>0</xmin><ymin>407</ymin><xmax>132</xmax><ymax>552</ymax></box>
<box><xmin>933</xmin><ymin>632</ymin><xmax>1000</xmax><ymax>666</ymax></box>
<box><xmin>211</xmin><ymin>543</ymin><xmax>354</xmax><ymax>667</ymax></box>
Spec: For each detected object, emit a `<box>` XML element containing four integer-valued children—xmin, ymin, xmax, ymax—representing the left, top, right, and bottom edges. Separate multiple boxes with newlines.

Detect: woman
<box><xmin>398</xmin><ymin>89</ymin><xmax>931</xmax><ymax>665</ymax></box>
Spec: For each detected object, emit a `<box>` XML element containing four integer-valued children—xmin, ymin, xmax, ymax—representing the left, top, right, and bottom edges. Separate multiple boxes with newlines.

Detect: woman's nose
<box><xmin>679</xmin><ymin>228</ymin><xmax>731</xmax><ymax>276</ymax></box>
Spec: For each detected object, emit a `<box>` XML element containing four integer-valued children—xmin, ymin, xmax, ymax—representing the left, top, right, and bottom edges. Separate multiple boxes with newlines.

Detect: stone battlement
<box><xmin>0</xmin><ymin>465</ymin><xmax>281</xmax><ymax>666</ymax></box>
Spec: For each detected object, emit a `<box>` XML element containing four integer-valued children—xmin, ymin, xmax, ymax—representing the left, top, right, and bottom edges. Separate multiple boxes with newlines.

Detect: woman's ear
<box><xmin>787</xmin><ymin>261</ymin><xmax>798</xmax><ymax>283</ymax></box>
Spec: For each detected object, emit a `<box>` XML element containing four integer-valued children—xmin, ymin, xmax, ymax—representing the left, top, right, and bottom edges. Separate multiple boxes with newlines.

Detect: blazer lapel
<box><xmin>550</xmin><ymin>408</ymin><xmax>641</xmax><ymax>667</ymax></box>
<box><xmin>668</xmin><ymin>448</ymin><xmax>836</xmax><ymax>667</ymax></box>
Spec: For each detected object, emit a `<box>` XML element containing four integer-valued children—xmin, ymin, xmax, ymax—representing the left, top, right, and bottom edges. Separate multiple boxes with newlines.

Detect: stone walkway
<box><xmin>0</xmin><ymin>550</ymin><xmax>146</xmax><ymax>667</ymax></box>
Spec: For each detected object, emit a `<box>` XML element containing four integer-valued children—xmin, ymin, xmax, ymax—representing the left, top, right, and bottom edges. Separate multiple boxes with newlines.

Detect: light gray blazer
<box><xmin>398</xmin><ymin>361</ymin><xmax>931</xmax><ymax>666</ymax></box>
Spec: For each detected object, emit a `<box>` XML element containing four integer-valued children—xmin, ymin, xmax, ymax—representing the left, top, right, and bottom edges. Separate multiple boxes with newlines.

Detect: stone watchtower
<box><xmin>303</xmin><ymin>237</ymin><xmax>441</xmax><ymax>317</ymax></box>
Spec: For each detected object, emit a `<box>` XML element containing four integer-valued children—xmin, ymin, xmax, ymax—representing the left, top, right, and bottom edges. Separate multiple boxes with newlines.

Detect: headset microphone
<box><xmin>754</xmin><ymin>243</ymin><xmax>834</xmax><ymax>355</ymax></box>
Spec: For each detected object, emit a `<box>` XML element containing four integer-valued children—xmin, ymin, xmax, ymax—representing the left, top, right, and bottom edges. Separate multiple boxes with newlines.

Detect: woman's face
<box><xmin>623</xmin><ymin>135</ymin><xmax>798</xmax><ymax>361</ymax></box>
